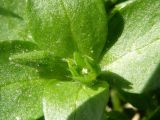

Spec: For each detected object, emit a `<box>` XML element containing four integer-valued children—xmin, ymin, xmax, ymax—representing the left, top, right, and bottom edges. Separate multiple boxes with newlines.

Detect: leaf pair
<box><xmin>0</xmin><ymin>0</ymin><xmax>109</xmax><ymax>120</ymax></box>
<box><xmin>1</xmin><ymin>0</ymin><xmax>160</xmax><ymax>119</ymax></box>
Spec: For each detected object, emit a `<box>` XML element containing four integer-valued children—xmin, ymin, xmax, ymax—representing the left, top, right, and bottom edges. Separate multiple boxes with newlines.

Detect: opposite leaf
<box><xmin>0</xmin><ymin>40</ymin><xmax>38</xmax><ymax>86</ymax></box>
<box><xmin>10</xmin><ymin>50</ymin><xmax>70</xmax><ymax>80</ymax></box>
<box><xmin>43</xmin><ymin>81</ymin><xmax>109</xmax><ymax>120</ymax></box>
<box><xmin>27</xmin><ymin>0</ymin><xmax>108</xmax><ymax>61</ymax></box>
<box><xmin>101</xmin><ymin>0</ymin><xmax>160</xmax><ymax>93</ymax></box>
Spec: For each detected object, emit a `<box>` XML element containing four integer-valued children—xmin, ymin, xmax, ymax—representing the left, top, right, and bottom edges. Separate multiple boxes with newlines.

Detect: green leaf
<box><xmin>27</xmin><ymin>0</ymin><xmax>108</xmax><ymax>61</ymax></box>
<box><xmin>0</xmin><ymin>40</ymin><xmax>44</xmax><ymax>119</ymax></box>
<box><xmin>101</xmin><ymin>0</ymin><xmax>160</xmax><ymax>93</ymax></box>
<box><xmin>0</xmin><ymin>63</ymin><xmax>39</xmax><ymax>87</ymax></box>
<box><xmin>0</xmin><ymin>0</ymin><xmax>31</xmax><ymax>41</ymax></box>
<box><xmin>0</xmin><ymin>40</ymin><xmax>38</xmax><ymax>86</ymax></box>
<box><xmin>43</xmin><ymin>81</ymin><xmax>109</xmax><ymax>120</ymax></box>
<box><xmin>0</xmin><ymin>79</ymin><xmax>48</xmax><ymax>120</ymax></box>
<box><xmin>10</xmin><ymin>50</ymin><xmax>70</xmax><ymax>80</ymax></box>
<box><xmin>0</xmin><ymin>0</ymin><xmax>26</xmax><ymax>17</ymax></box>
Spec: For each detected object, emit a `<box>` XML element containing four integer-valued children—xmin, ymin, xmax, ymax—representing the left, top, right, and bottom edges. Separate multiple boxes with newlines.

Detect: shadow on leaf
<box><xmin>36</xmin><ymin>116</ymin><xmax>45</xmax><ymax>120</ymax></box>
<box><xmin>67</xmin><ymin>88</ymin><xmax>108</xmax><ymax>120</ymax></box>
<box><xmin>97</xmin><ymin>71</ymin><xmax>132</xmax><ymax>90</ymax></box>
<box><xmin>10</xmin><ymin>50</ymin><xmax>71</xmax><ymax>80</ymax></box>
<box><xmin>0</xmin><ymin>7</ymin><xmax>23</xmax><ymax>20</ymax></box>
<box><xmin>0</xmin><ymin>40</ymin><xmax>37</xmax><ymax>63</ymax></box>
<box><xmin>143</xmin><ymin>62</ymin><xmax>160</xmax><ymax>93</ymax></box>
<box><xmin>100</xmin><ymin>11</ymin><xmax>124</xmax><ymax>61</ymax></box>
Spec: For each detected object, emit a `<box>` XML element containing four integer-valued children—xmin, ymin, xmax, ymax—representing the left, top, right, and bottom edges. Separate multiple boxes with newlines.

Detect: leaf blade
<box><xmin>0</xmin><ymin>79</ymin><xmax>50</xmax><ymax>120</ymax></box>
<box><xmin>43</xmin><ymin>81</ymin><xmax>109</xmax><ymax>120</ymax></box>
<box><xmin>27</xmin><ymin>0</ymin><xmax>108</xmax><ymax>61</ymax></box>
<box><xmin>0</xmin><ymin>0</ymin><xmax>31</xmax><ymax>41</ymax></box>
<box><xmin>101</xmin><ymin>0</ymin><xmax>160</xmax><ymax>93</ymax></box>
